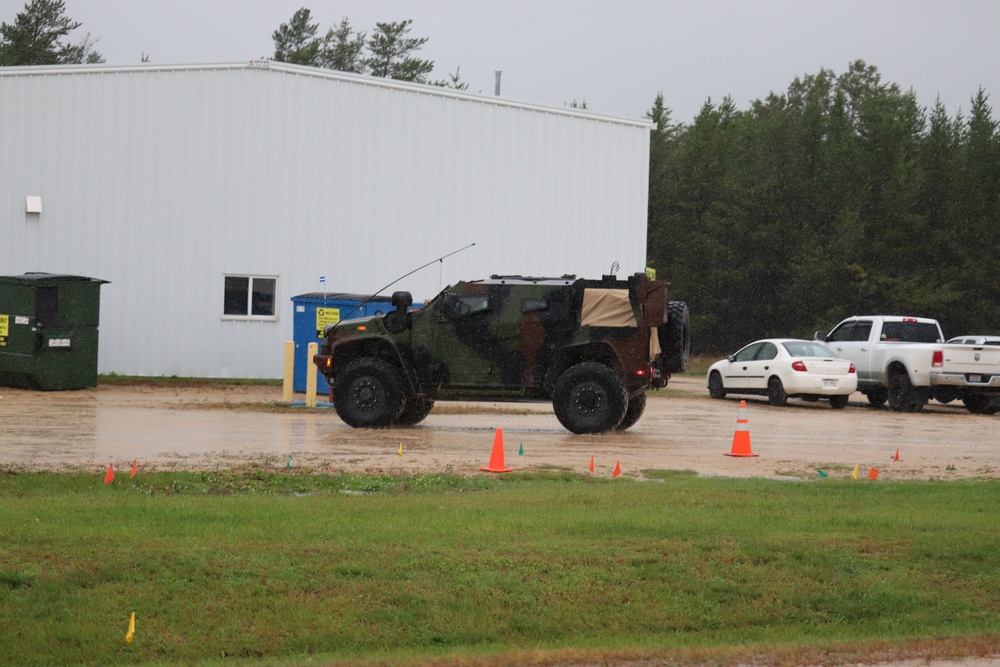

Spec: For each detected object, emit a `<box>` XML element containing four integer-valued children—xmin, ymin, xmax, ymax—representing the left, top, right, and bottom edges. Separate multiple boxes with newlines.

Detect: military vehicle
<box><xmin>313</xmin><ymin>273</ymin><xmax>689</xmax><ymax>433</ymax></box>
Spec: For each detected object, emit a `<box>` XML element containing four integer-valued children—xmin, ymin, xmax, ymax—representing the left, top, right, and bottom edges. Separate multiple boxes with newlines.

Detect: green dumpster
<box><xmin>0</xmin><ymin>273</ymin><xmax>109</xmax><ymax>390</ymax></box>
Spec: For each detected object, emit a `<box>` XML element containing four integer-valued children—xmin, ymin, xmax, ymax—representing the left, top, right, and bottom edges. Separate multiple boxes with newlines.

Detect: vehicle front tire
<box><xmin>395</xmin><ymin>397</ymin><xmax>435</xmax><ymax>426</ymax></box>
<box><xmin>708</xmin><ymin>371</ymin><xmax>726</xmax><ymax>399</ymax></box>
<box><xmin>888</xmin><ymin>372</ymin><xmax>923</xmax><ymax>413</ymax></box>
<box><xmin>552</xmin><ymin>362</ymin><xmax>628</xmax><ymax>434</ymax></box>
<box><xmin>333</xmin><ymin>358</ymin><xmax>405</xmax><ymax>428</ymax></box>
<box><xmin>767</xmin><ymin>377</ymin><xmax>788</xmax><ymax>407</ymax></box>
<box><xmin>828</xmin><ymin>394</ymin><xmax>849</xmax><ymax>409</ymax></box>
<box><xmin>615</xmin><ymin>392</ymin><xmax>647</xmax><ymax>431</ymax></box>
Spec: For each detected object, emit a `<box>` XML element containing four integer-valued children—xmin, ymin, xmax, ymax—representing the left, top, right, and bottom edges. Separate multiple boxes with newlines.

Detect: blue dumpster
<box><xmin>291</xmin><ymin>293</ymin><xmax>395</xmax><ymax>394</ymax></box>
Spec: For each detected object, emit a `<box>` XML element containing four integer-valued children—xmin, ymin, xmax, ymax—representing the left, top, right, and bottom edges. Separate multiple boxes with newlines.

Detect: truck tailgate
<box><xmin>941</xmin><ymin>345</ymin><xmax>1000</xmax><ymax>376</ymax></box>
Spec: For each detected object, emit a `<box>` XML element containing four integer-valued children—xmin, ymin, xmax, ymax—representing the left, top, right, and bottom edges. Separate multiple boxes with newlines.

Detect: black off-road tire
<box><xmin>963</xmin><ymin>395</ymin><xmax>999</xmax><ymax>415</ymax></box>
<box><xmin>767</xmin><ymin>377</ymin><xmax>788</xmax><ymax>407</ymax></box>
<box><xmin>333</xmin><ymin>358</ymin><xmax>405</xmax><ymax>428</ymax></box>
<box><xmin>866</xmin><ymin>387</ymin><xmax>888</xmax><ymax>408</ymax></box>
<box><xmin>888</xmin><ymin>372</ymin><xmax>923</xmax><ymax>413</ymax></box>
<box><xmin>708</xmin><ymin>371</ymin><xmax>726</xmax><ymax>399</ymax></box>
<box><xmin>552</xmin><ymin>362</ymin><xmax>628</xmax><ymax>434</ymax></box>
<box><xmin>615</xmin><ymin>392</ymin><xmax>647</xmax><ymax>431</ymax></box>
<box><xmin>828</xmin><ymin>394</ymin><xmax>849</xmax><ymax>409</ymax></box>
<box><xmin>660</xmin><ymin>301</ymin><xmax>691</xmax><ymax>373</ymax></box>
<box><xmin>395</xmin><ymin>397</ymin><xmax>435</xmax><ymax>426</ymax></box>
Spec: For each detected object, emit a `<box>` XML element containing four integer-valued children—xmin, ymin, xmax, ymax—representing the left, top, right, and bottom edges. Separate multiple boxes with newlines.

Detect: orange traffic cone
<box><xmin>130</xmin><ymin>459</ymin><xmax>137</xmax><ymax>478</ymax></box>
<box><xmin>480</xmin><ymin>428</ymin><xmax>513</xmax><ymax>473</ymax></box>
<box><xmin>725</xmin><ymin>400</ymin><xmax>758</xmax><ymax>457</ymax></box>
<box><xmin>612</xmin><ymin>461</ymin><xmax>621</xmax><ymax>478</ymax></box>
<box><xmin>104</xmin><ymin>463</ymin><xmax>115</xmax><ymax>484</ymax></box>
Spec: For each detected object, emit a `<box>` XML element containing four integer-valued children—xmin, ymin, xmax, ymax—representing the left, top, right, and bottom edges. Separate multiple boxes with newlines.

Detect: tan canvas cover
<box><xmin>649</xmin><ymin>327</ymin><xmax>661</xmax><ymax>360</ymax></box>
<box><xmin>581</xmin><ymin>289</ymin><xmax>637</xmax><ymax>327</ymax></box>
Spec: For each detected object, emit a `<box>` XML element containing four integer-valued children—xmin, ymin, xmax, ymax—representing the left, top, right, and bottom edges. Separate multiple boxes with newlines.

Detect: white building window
<box><xmin>223</xmin><ymin>275</ymin><xmax>278</xmax><ymax>320</ymax></box>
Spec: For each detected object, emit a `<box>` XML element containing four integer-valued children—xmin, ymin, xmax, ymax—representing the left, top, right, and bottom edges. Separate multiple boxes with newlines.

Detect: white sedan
<box><xmin>707</xmin><ymin>339</ymin><xmax>858</xmax><ymax>408</ymax></box>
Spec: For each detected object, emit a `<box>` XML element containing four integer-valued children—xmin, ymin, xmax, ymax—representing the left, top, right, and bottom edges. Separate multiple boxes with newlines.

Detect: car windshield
<box><xmin>782</xmin><ymin>341</ymin><xmax>837</xmax><ymax>358</ymax></box>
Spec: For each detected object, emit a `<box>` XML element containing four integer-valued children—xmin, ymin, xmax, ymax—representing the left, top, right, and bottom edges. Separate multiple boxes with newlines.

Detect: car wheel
<box><xmin>333</xmin><ymin>358</ymin><xmax>405</xmax><ymax>428</ymax></box>
<box><xmin>708</xmin><ymin>371</ymin><xmax>727</xmax><ymax>399</ymax></box>
<box><xmin>963</xmin><ymin>395</ymin><xmax>999</xmax><ymax>415</ymax></box>
<box><xmin>395</xmin><ymin>397</ymin><xmax>435</xmax><ymax>426</ymax></box>
<box><xmin>828</xmin><ymin>394</ymin><xmax>849</xmax><ymax>409</ymax></box>
<box><xmin>552</xmin><ymin>362</ymin><xmax>628</xmax><ymax>434</ymax></box>
<box><xmin>767</xmin><ymin>377</ymin><xmax>788</xmax><ymax>407</ymax></box>
<box><xmin>615</xmin><ymin>392</ymin><xmax>647</xmax><ymax>431</ymax></box>
<box><xmin>866</xmin><ymin>388</ymin><xmax>888</xmax><ymax>408</ymax></box>
<box><xmin>888</xmin><ymin>372</ymin><xmax>923</xmax><ymax>413</ymax></box>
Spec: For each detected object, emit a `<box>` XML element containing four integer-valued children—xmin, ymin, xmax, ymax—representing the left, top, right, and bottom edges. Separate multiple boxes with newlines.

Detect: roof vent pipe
<box><xmin>494</xmin><ymin>70</ymin><xmax>502</xmax><ymax>96</ymax></box>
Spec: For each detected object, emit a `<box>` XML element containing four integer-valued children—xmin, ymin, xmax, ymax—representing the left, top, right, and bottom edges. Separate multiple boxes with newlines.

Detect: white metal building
<box><xmin>0</xmin><ymin>61</ymin><xmax>652</xmax><ymax>378</ymax></box>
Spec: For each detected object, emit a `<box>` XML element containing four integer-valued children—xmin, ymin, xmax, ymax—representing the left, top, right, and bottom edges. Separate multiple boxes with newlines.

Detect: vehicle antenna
<box><xmin>332</xmin><ymin>242</ymin><xmax>476</xmax><ymax>328</ymax></box>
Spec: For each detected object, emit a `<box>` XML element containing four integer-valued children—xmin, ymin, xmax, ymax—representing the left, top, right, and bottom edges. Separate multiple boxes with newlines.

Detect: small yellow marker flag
<box><xmin>397</xmin><ymin>442</ymin><xmax>403</xmax><ymax>457</ymax></box>
<box><xmin>126</xmin><ymin>612</ymin><xmax>135</xmax><ymax>644</ymax></box>
<box><xmin>852</xmin><ymin>464</ymin><xmax>859</xmax><ymax>480</ymax></box>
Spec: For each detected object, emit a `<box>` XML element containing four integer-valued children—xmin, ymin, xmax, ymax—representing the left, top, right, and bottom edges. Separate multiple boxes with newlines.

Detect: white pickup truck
<box><xmin>815</xmin><ymin>315</ymin><xmax>1000</xmax><ymax>414</ymax></box>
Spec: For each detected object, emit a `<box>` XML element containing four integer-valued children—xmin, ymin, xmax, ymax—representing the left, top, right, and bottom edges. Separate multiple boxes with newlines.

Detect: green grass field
<box><xmin>2</xmin><ymin>470</ymin><xmax>999</xmax><ymax>666</ymax></box>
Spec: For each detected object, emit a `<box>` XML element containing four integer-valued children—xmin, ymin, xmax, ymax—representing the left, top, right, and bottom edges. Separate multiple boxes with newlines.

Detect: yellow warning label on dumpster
<box><xmin>0</xmin><ymin>314</ymin><xmax>7</xmax><ymax>347</ymax></box>
<box><xmin>315</xmin><ymin>307</ymin><xmax>340</xmax><ymax>338</ymax></box>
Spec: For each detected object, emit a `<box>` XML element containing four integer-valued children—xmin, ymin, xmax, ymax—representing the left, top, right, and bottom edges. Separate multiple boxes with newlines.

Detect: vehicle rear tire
<box><xmin>828</xmin><ymin>394</ymin><xmax>849</xmax><ymax>409</ymax></box>
<box><xmin>552</xmin><ymin>362</ymin><xmax>628</xmax><ymax>434</ymax></box>
<box><xmin>333</xmin><ymin>358</ymin><xmax>405</xmax><ymax>428</ymax></box>
<box><xmin>767</xmin><ymin>377</ymin><xmax>788</xmax><ymax>407</ymax></box>
<box><xmin>395</xmin><ymin>397</ymin><xmax>435</xmax><ymax>426</ymax></box>
<box><xmin>888</xmin><ymin>372</ymin><xmax>923</xmax><ymax>413</ymax></box>
<box><xmin>933</xmin><ymin>389</ymin><xmax>958</xmax><ymax>404</ymax></box>
<box><xmin>660</xmin><ymin>301</ymin><xmax>691</xmax><ymax>373</ymax></box>
<box><xmin>708</xmin><ymin>371</ymin><xmax>726</xmax><ymax>399</ymax></box>
<box><xmin>615</xmin><ymin>392</ymin><xmax>647</xmax><ymax>431</ymax></box>
<box><xmin>866</xmin><ymin>388</ymin><xmax>888</xmax><ymax>408</ymax></box>
<box><xmin>963</xmin><ymin>395</ymin><xmax>999</xmax><ymax>415</ymax></box>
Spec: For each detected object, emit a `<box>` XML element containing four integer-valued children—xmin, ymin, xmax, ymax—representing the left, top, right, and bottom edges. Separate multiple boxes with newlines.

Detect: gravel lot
<box><xmin>2</xmin><ymin>377</ymin><xmax>997</xmax><ymax>480</ymax></box>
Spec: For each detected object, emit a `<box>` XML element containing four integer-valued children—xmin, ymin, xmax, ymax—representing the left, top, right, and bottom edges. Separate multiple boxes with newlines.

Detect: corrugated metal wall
<box><xmin>0</xmin><ymin>62</ymin><xmax>651</xmax><ymax>378</ymax></box>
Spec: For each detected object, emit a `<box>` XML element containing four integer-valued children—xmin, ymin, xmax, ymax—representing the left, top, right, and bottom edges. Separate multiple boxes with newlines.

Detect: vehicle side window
<box><xmin>825</xmin><ymin>322</ymin><xmax>854</xmax><ymax>343</ymax></box>
<box><xmin>756</xmin><ymin>343</ymin><xmax>778</xmax><ymax>361</ymax></box>
<box><xmin>850</xmin><ymin>321</ymin><xmax>873</xmax><ymax>342</ymax></box>
<box><xmin>733</xmin><ymin>343</ymin><xmax>763</xmax><ymax>362</ymax></box>
<box><xmin>450</xmin><ymin>295</ymin><xmax>490</xmax><ymax>317</ymax></box>
<box><xmin>521</xmin><ymin>297</ymin><xmax>547</xmax><ymax>313</ymax></box>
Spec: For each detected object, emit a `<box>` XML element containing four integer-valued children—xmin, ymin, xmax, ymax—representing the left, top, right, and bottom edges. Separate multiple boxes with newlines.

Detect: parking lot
<box><xmin>1</xmin><ymin>377</ymin><xmax>998</xmax><ymax>480</ymax></box>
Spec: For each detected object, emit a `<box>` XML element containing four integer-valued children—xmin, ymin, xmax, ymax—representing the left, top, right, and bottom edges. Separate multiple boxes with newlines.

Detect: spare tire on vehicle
<box><xmin>659</xmin><ymin>301</ymin><xmax>691</xmax><ymax>373</ymax></box>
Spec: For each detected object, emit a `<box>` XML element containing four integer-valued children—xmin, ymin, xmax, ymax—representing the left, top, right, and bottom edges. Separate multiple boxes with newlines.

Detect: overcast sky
<box><xmin>3</xmin><ymin>0</ymin><xmax>998</xmax><ymax>123</ymax></box>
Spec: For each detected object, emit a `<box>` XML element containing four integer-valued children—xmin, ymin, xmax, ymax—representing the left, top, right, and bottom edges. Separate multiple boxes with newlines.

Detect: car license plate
<box><xmin>823</xmin><ymin>379</ymin><xmax>838</xmax><ymax>389</ymax></box>
<box><xmin>969</xmin><ymin>374</ymin><xmax>983</xmax><ymax>383</ymax></box>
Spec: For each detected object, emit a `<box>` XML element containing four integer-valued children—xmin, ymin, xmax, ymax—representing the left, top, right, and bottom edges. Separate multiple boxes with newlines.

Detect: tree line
<box><xmin>646</xmin><ymin>61</ymin><xmax>1000</xmax><ymax>353</ymax></box>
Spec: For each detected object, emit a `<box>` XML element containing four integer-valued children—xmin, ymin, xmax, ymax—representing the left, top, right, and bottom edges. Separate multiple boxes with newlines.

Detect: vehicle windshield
<box><xmin>881</xmin><ymin>322</ymin><xmax>941</xmax><ymax>343</ymax></box>
<box><xmin>782</xmin><ymin>341</ymin><xmax>837</xmax><ymax>358</ymax></box>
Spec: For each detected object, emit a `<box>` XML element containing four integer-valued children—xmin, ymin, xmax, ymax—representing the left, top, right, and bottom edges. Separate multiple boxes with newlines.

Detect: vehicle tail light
<box><xmin>791</xmin><ymin>360</ymin><xmax>807</xmax><ymax>372</ymax></box>
<box><xmin>849</xmin><ymin>363</ymin><xmax>856</xmax><ymax>374</ymax></box>
<box><xmin>635</xmin><ymin>366</ymin><xmax>653</xmax><ymax>377</ymax></box>
<box><xmin>932</xmin><ymin>350</ymin><xmax>943</xmax><ymax>368</ymax></box>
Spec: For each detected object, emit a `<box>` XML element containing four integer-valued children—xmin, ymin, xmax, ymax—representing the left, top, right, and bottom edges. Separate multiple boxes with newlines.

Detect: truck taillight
<box><xmin>849</xmin><ymin>363</ymin><xmax>856</xmax><ymax>374</ymax></box>
<box><xmin>791</xmin><ymin>360</ymin><xmax>807</xmax><ymax>372</ymax></box>
<box><xmin>932</xmin><ymin>350</ymin><xmax>943</xmax><ymax>367</ymax></box>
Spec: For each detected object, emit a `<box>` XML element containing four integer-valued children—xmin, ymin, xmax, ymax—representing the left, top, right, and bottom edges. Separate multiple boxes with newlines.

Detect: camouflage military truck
<box><xmin>313</xmin><ymin>273</ymin><xmax>690</xmax><ymax>434</ymax></box>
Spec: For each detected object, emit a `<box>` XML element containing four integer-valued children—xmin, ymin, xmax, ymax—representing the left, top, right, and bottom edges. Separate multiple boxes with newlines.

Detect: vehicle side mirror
<box><xmin>814</xmin><ymin>331</ymin><xmax>828</xmax><ymax>342</ymax></box>
<box><xmin>727</xmin><ymin>355</ymin><xmax>735</xmax><ymax>363</ymax></box>
<box><xmin>391</xmin><ymin>291</ymin><xmax>413</xmax><ymax>310</ymax></box>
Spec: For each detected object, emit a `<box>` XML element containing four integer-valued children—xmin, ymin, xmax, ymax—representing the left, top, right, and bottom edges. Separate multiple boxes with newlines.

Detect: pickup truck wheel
<box><xmin>963</xmin><ymin>396</ymin><xmax>999</xmax><ymax>415</ymax></box>
<box><xmin>333</xmin><ymin>358</ymin><xmax>405</xmax><ymax>428</ymax></box>
<box><xmin>866</xmin><ymin>388</ymin><xmax>888</xmax><ymax>408</ymax></box>
<box><xmin>553</xmin><ymin>362</ymin><xmax>628</xmax><ymax>434</ymax></box>
<box><xmin>395</xmin><ymin>397</ymin><xmax>435</xmax><ymax>426</ymax></box>
<box><xmin>828</xmin><ymin>394</ymin><xmax>849</xmax><ymax>409</ymax></box>
<box><xmin>615</xmin><ymin>392</ymin><xmax>647</xmax><ymax>431</ymax></box>
<box><xmin>767</xmin><ymin>377</ymin><xmax>788</xmax><ymax>407</ymax></box>
<box><xmin>888</xmin><ymin>373</ymin><xmax>923</xmax><ymax>413</ymax></box>
<box><xmin>708</xmin><ymin>372</ymin><xmax>726</xmax><ymax>399</ymax></box>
